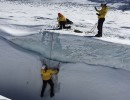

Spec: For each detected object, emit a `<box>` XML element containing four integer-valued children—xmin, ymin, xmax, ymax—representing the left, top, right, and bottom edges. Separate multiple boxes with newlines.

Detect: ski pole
<box><xmin>89</xmin><ymin>22</ymin><xmax>97</xmax><ymax>33</ymax></box>
<box><xmin>85</xmin><ymin>22</ymin><xmax>97</xmax><ymax>34</ymax></box>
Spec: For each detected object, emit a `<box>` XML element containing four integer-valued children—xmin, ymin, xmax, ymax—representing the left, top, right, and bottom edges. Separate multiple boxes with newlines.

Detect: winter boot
<box><xmin>95</xmin><ymin>34</ymin><xmax>102</xmax><ymax>37</ymax></box>
<box><xmin>50</xmin><ymin>93</ymin><xmax>54</xmax><ymax>97</ymax></box>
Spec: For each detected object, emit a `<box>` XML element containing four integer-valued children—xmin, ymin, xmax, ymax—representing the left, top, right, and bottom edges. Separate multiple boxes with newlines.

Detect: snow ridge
<box><xmin>1</xmin><ymin>31</ymin><xmax>129</xmax><ymax>71</ymax></box>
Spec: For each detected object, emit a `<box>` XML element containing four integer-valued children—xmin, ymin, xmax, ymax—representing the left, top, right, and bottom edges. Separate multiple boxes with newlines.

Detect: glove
<box><xmin>57</xmin><ymin>25</ymin><xmax>59</xmax><ymax>27</ymax></box>
<box><xmin>96</xmin><ymin>13</ymin><xmax>100</xmax><ymax>16</ymax></box>
<box><xmin>56</xmin><ymin>68</ymin><xmax>59</xmax><ymax>72</ymax></box>
<box><xmin>54</xmin><ymin>68</ymin><xmax>59</xmax><ymax>74</ymax></box>
<box><xmin>53</xmin><ymin>67</ymin><xmax>59</xmax><ymax>73</ymax></box>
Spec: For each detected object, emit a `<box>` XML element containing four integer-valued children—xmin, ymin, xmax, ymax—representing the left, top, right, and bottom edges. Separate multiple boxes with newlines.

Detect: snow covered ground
<box><xmin>0</xmin><ymin>0</ymin><xmax>130</xmax><ymax>43</ymax></box>
<box><xmin>0</xmin><ymin>0</ymin><xmax>130</xmax><ymax>100</ymax></box>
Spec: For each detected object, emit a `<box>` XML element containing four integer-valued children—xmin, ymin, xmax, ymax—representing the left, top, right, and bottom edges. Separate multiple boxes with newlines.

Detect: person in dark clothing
<box><xmin>97</xmin><ymin>18</ymin><xmax>105</xmax><ymax>37</ymax></box>
<box><xmin>40</xmin><ymin>64</ymin><xmax>59</xmax><ymax>98</ymax></box>
<box><xmin>95</xmin><ymin>3</ymin><xmax>108</xmax><ymax>37</ymax></box>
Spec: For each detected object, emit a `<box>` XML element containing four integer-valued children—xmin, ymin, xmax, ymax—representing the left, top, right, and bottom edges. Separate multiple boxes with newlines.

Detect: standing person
<box><xmin>57</xmin><ymin>13</ymin><xmax>66</xmax><ymax>29</ymax></box>
<box><xmin>40</xmin><ymin>64</ymin><xmax>59</xmax><ymax>98</ymax></box>
<box><xmin>95</xmin><ymin>3</ymin><xmax>108</xmax><ymax>37</ymax></box>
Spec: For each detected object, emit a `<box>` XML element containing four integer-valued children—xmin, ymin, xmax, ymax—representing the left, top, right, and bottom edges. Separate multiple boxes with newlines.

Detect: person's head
<box><xmin>58</xmin><ymin>13</ymin><xmax>62</xmax><ymax>17</ymax></box>
<box><xmin>42</xmin><ymin>64</ymin><xmax>48</xmax><ymax>71</ymax></box>
<box><xmin>101</xmin><ymin>3</ymin><xmax>107</xmax><ymax>7</ymax></box>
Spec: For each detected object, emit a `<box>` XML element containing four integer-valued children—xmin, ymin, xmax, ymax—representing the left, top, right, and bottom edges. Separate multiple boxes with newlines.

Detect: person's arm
<box><xmin>95</xmin><ymin>7</ymin><xmax>100</xmax><ymax>12</ymax></box>
<box><xmin>57</xmin><ymin>17</ymin><xmax>60</xmax><ymax>27</ymax></box>
<box><xmin>50</xmin><ymin>69</ymin><xmax>58</xmax><ymax>74</ymax></box>
<box><xmin>96</xmin><ymin>13</ymin><xmax>100</xmax><ymax>16</ymax></box>
<box><xmin>41</xmin><ymin>69</ymin><xmax>43</xmax><ymax>77</ymax></box>
<box><xmin>54</xmin><ymin>62</ymin><xmax>60</xmax><ymax>73</ymax></box>
<box><xmin>57</xmin><ymin>17</ymin><xmax>59</xmax><ymax>22</ymax></box>
<box><xmin>98</xmin><ymin>7</ymin><xmax>108</xmax><ymax>16</ymax></box>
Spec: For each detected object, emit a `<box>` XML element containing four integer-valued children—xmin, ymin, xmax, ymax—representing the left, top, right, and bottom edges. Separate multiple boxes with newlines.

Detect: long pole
<box><xmin>49</xmin><ymin>33</ymin><xmax>54</xmax><ymax>66</ymax></box>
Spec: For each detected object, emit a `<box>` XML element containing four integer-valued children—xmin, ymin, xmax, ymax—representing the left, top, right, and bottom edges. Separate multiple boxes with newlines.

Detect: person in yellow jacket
<box><xmin>95</xmin><ymin>3</ymin><xmax>108</xmax><ymax>37</ymax></box>
<box><xmin>57</xmin><ymin>13</ymin><xmax>66</xmax><ymax>29</ymax></box>
<box><xmin>40</xmin><ymin>64</ymin><xmax>59</xmax><ymax>98</ymax></box>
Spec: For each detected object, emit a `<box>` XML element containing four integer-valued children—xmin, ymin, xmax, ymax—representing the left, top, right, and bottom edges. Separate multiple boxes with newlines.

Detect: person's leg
<box><xmin>99</xmin><ymin>18</ymin><xmax>105</xmax><ymax>36</ymax></box>
<box><xmin>62</xmin><ymin>21</ymin><xmax>66</xmax><ymax>29</ymax></box>
<box><xmin>59</xmin><ymin>21</ymin><xmax>62</xmax><ymax>29</ymax></box>
<box><xmin>95</xmin><ymin>19</ymin><xmax>100</xmax><ymax>36</ymax></box>
<box><xmin>48</xmin><ymin>79</ymin><xmax>54</xmax><ymax>97</ymax></box>
<box><xmin>60</xmin><ymin>21</ymin><xmax>65</xmax><ymax>29</ymax></box>
<box><xmin>97</xmin><ymin>19</ymin><xmax>100</xmax><ymax>33</ymax></box>
<box><xmin>41</xmin><ymin>80</ymin><xmax>47</xmax><ymax>97</ymax></box>
<box><xmin>59</xmin><ymin>21</ymin><xmax>66</xmax><ymax>29</ymax></box>
<box><xmin>96</xmin><ymin>18</ymin><xmax>105</xmax><ymax>37</ymax></box>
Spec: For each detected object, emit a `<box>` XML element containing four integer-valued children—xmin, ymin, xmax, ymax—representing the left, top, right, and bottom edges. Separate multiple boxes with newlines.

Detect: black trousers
<box><xmin>41</xmin><ymin>79</ymin><xmax>54</xmax><ymax>97</ymax></box>
<box><xmin>59</xmin><ymin>21</ymin><xmax>66</xmax><ymax>29</ymax></box>
<box><xmin>97</xmin><ymin>18</ymin><xmax>105</xmax><ymax>36</ymax></box>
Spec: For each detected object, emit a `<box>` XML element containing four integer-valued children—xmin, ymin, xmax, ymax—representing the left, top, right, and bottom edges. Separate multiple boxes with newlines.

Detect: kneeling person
<box><xmin>57</xmin><ymin>13</ymin><xmax>66</xmax><ymax>29</ymax></box>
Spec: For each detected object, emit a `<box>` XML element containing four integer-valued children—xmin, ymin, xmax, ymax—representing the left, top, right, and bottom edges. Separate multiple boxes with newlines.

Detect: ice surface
<box><xmin>0</xmin><ymin>0</ymin><xmax>130</xmax><ymax>100</ymax></box>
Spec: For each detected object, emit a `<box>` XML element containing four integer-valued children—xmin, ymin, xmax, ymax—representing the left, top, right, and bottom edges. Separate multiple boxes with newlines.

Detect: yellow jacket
<box><xmin>41</xmin><ymin>69</ymin><xmax>58</xmax><ymax>81</ymax></box>
<box><xmin>96</xmin><ymin>6</ymin><xmax>108</xmax><ymax>19</ymax></box>
<box><xmin>57</xmin><ymin>15</ymin><xmax>66</xmax><ymax>22</ymax></box>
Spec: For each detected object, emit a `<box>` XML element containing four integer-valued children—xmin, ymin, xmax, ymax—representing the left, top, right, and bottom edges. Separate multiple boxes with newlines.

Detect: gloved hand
<box><xmin>96</xmin><ymin>13</ymin><xmax>100</xmax><ymax>16</ymax></box>
<box><xmin>53</xmin><ymin>67</ymin><xmax>59</xmax><ymax>73</ymax></box>
<box><xmin>56</xmin><ymin>68</ymin><xmax>59</xmax><ymax>72</ymax></box>
<box><xmin>56</xmin><ymin>24</ymin><xmax>59</xmax><ymax>28</ymax></box>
